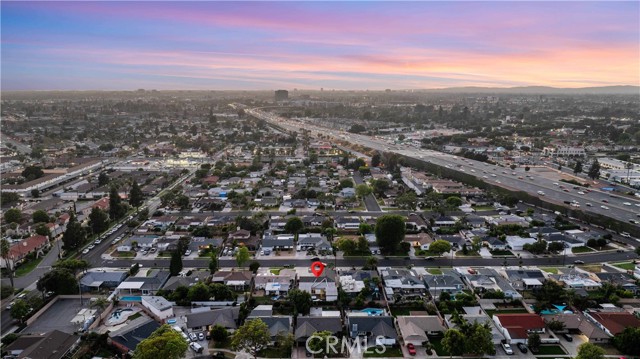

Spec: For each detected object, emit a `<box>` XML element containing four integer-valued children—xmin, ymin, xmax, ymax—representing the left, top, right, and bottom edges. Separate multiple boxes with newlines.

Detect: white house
<box><xmin>141</xmin><ymin>296</ymin><xmax>174</xmax><ymax>320</ymax></box>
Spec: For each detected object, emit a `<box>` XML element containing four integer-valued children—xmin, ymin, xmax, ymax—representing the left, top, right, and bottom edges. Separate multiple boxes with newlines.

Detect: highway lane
<box><xmin>247</xmin><ymin>108</ymin><xmax>640</xmax><ymax>228</ymax></box>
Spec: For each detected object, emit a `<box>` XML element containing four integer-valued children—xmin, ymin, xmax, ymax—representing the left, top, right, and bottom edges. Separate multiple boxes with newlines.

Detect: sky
<box><xmin>1</xmin><ymin>1</ymin><xmax>639</xmax><ymax>91</ymax></box>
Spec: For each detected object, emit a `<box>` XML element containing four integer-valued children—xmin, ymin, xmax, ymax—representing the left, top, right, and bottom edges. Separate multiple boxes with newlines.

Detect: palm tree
<box><xmin>90</xmin><ymin>297</ymin><xmax>110</xmax><ymax>312</ymax></box>
<box><xmin>1</xmin><ymin>239</ymin><xmax>14</xmax><ymax>288</ymax></box>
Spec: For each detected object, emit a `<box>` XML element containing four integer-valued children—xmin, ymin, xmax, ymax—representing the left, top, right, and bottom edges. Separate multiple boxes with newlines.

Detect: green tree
<box><xmin>445</xmin><ymin>196</ymin><xmax>463</xmax><ymax>208</ymax></box>
<box><xmin>574</xmin><ymin>161</ymin><xmax>583</xmax><ymax>174</ymax></box>
<box><xmin>375</xmin><ymin>214</ymin><xmax>406</xmax><ymax>254</ymax></box>
<box><xmin>169</xmin><ymin>250</ymin><xmax>183</xmax><ymax>276</ymax></box>
<box><xmin>613</xmin><ymin>327</ymin><xmax>640</xmax><ymax>355</ymax></box>
<box><xmin>231</xmin><ymin>318</ymin><xmax>271</xmax><ymax>358</ymax></box>
<box><xmin>210</xmin><ymin>324</ymin><xmax>229</xmax><ymax>343</ymax></box>
<box><xmin>284</xmin><ymin>216</ymin><xmax>304</xmax><ymax>235</ymax></box>
<box><xmin>306</xmin><ymin>330</ymin><xmax>333</xmax><ymax>356</ymax></box>
<box><xmin>355</xmin><ymin>184</ymin><xmax>372</xmax><ymax>198</ymax></box>
<box><xmin>35</xmin><ymin>224</ymin><xmax>51</xmax><ymax>237</ymax></box>
<box><xmin>442</xmin><ymin>329</ymin><xmax>466</xmax><ymax>356</ymax></box>
<box><xmin>339</xmin><ymin>178</ymin><xmax>354</xmax><ymax>189</ymax></box>
<box><xmin>175</xmin><ymin>195</ymin><xmax>190</xmax><ymax>210</ymax></box>
<box><xmin>588</xmin><ymin>159</ymin><xmax>601</xmax><ymax>180</ymax></box>
<box><xmin>209</xmin><ymin>250</ymin><xmax>219</xmax><ymax>273</ymax></box>
<box><xmin>89</xmin><ymin>207</ymin><xmax>109</xmax><ymax>234</ymax></box>
<box><xmin>1</xmin><ymin>239</ymin><xmax>15</xmax><ymax>287</ymax></box>
<box><xmin>10</xmin><ymin>299</ymin><xmax>30</xmax><ymax>322</ymax></box>
<box><xmin>90</xmin><ymin>297</ymin><xmax>110</xmax><ymax>311</ymax></box>
<box><xmin>187</xmin><ymin>282</ymin><xmax>210</xmax><ymax>301</ymax></box>
<box><xmin>21</xmin><ymin>166</ymin><xmax>44</xmax><ymax>181</ymax></box>
<box><xmin>32</xmin><ymin>210</ymin><xmax>50</xmax><ymax>224</ymax></box>
<box><xmin>4</xmin><ymin>208</ymin><xmax>22</xmax><ymax>224</ymax></box>
<box><xmin>428</xmin><ymin>240</ymin><xmax>452</xmax><ymax>256</ymax></box>
<box><xmin>98</xmin><ymin>172</ymin><xmax>109</xmax><ymax>186</ymax></box>
<box><xmin>249</xmin><ymin>261</ymin><xmax>260</xmax><ymax>273</ymax></box>
<box><xmin>209</xmin><ymin>283</ymin><xmax>235</xmax><ymax>301</ymax></box>
<box><xmin>396</xmin><ymin>192</ymin><xmax>417</xmax><ymax>210</ymax></box>
<box><xmin>235</xmin><ymin>246</ymin><xmax>250</xmax><ymax>267</ymax></box>
<box><xmin>62</xmin><ymin>213</ymin><xmax>86</xmax><ymax>250</ymax></box>
<box><xmin>54</xmin><ymin>259</ymin><xmax>90</xmax><ymax>275</ymax></box>
<box><xmin>129</xmin><ymin>181</ymin><xmax>144</xmax><ymax>208</ymax></box>
<box><xmin>527</xmin><ymin>333</ymin><xmax>541</xmax><ymax>352</ymax></box>
<box><xmin>465</xmin><ymin>322</ymin><xmax>495</xmax><ymax>355</ymax></box>
<box><xmin>337</xmin><ymin>238</ymin><xmax>357</xmax><ymax>255</ymax></box>
<box><xmin>133</xmin><ymin>324</ymin><xmax>188</xmax><ymax>359</ymax></box>
<box><xmin>36</xmin><ymin>268</ymin><xmax>78</xmax><ymax>295</ymax></box>
<box><xmin>288</xmin><ymin>288</ymin><xmax>312</xmax><ymax>316</ymax></box>
<box><xmin>371</xmin><ymin>152</ymin><xmax>381</xmax><ymax>167</ymax></box>
<box><xmin>109</xmin><ymin>186</ymin><xmax>126</xmax><ymax>220</ymax></box>
<box><xmin>576</xmin><ymin>342</ymin><xmax>605</xmax><ymax>359</ymax></box>
<box><xmin>1</xmin><ymin>192</ymin><xmax>20</xmax><ymax>205</ymax></box>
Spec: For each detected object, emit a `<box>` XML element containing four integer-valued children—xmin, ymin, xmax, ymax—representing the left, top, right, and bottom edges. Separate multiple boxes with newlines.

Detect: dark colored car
<box><xmin>563</xmin><ymin>333</ymin><xmax>573</xmax><ymax>342</ymax></box>
<box><xmin>517</xmin><ymin>343</ymin><xmax>528</xmax><ymax>353</ymax></box>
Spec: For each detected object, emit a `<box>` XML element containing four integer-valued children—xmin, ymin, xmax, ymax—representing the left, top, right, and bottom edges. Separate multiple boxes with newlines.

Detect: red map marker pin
<box><xmin>310</xmin><ymin>261</ymin><xmax>325</xmax><ymax>277</ymax></box>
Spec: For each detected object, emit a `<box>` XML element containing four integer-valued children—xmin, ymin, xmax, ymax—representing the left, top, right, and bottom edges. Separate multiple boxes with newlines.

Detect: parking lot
<box><xmin>25</xmin><ymin>298</ymin><xmax>93</xmax><ymax>334</ymax></box>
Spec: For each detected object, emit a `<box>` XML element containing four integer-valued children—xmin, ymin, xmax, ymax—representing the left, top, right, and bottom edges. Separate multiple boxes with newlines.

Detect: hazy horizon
<box><xmin>2</xmin><ymin>1</ymin><xmax>639</xmax><ymax>91</ymax></box>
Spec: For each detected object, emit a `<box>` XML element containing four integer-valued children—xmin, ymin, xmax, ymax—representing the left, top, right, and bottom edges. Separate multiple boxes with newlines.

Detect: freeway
<box><xmin>246</xmin><ymin>108</ymin><xmax>640</xmax><ymax>228</ymax></box>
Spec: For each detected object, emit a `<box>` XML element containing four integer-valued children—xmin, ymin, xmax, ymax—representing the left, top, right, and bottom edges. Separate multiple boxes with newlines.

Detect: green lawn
<box><xmin>252</xmin><ymin>296</ymin><xmax>274</xmax><ymax>305</ymax></box>
<box><xmin>473</xmin><ymin>206</ymin><xmax>496</xmax><ymax>211</ymax></box>
<box><xmin>613</xmin><ymin>262</ymin><xmax>636</xmax><ymax>270</ymax></box>
<box><xmin>427</xmin><ymin>268</ymin><xmax>443</xmax><ymax>275</ymax></box>
<box><xmin>455</xmin><ymin>250</ymin><xmax>480</xmax><ymax>256</ymax></box>
<box><xmin>490</xmin><ymin>250</ymin><xmax>515</xmax><ymax>256</ymax></box>
<box><xmin>536</xmin><ymin>345</ymin><xmax>566</xmax><ymax>355</ymax></box>
<box><xmin>270</xmin><ymin>268</ymin><xmax>282</xmax><ymax>275</ymax></box>
<box><xmin>428</xmin><ymin>336</ymin><xmax>449</xmax><ymax>356</ymax></box>
<box><xmin>572</xmin><ymin>246</ymin><xmax>595</xmax><ymax>253</ymax></box>
<box><xmin>257</xmin><ymin>347</ymin><xmax>291</xmax><ymax>358</ymax></box>
<box><xmin>111</xmin><ymin>250</ymin><xmax>136</xmax><ymax>258</ymax></box>
<box><xmin>364</xmin><ymin>347</ymin><xmax>403</xmax><ymax>358</ymax></box>
<box><xmin>15</xmin><ymin>256</ymin><xmax>44</xmax><ymax>277</ymax></box>
<box><xmin>541</xmin><ymin>267</ymin><xmax>559</xmax><ymax>274</ymax></box>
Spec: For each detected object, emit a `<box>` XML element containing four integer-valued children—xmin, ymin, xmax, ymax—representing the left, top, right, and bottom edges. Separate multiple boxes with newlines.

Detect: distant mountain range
<box><xmin>419</xmin><ymin>85</ymin><xmax>639</xmax><ymax>95</ymax></box>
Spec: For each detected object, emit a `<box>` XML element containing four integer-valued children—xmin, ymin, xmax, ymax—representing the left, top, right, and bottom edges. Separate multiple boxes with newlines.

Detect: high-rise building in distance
<box><xmin>275</xmin><ymin>90</ymin><xmax>288</xmax><ymax>101</ymax></box>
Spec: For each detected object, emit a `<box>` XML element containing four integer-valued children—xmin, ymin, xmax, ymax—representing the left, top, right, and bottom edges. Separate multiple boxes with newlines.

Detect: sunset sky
<box><xmin>2</xmin><ymin>1</ymin><xmax>639</xmax><ymax>91</ymax></box>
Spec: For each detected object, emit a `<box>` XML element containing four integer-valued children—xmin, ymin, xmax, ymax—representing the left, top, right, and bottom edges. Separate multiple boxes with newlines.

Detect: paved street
<box><xmin>353</xmin><ymin>172</ymin><xmax>382</xmax><ymax>211</ymax></box>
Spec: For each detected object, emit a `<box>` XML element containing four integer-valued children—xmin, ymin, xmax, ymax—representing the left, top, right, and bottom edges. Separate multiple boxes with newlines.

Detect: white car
<box><xmin>577</xmin><ymin>191</ymin><xmax>585</xmax><ymax>195</ymax></box>
<box><xmin>82</xmin><ymin>249</ymin><xmax>90</xmax><ymax>254</ymax></box>
<box><xmin>502</xmin><ymin>343</ymin><xmax>514</xmax><ymax>355</ymax></box>
<box><xmin>623</xmin><ymin>202</ymin><xmax>632</xmax><ymax>206</ymax></box>
<box><xmin>601</xmin><ymin>205</ymin><xmax>610</xmax><ymax>210</ymax></box>
<box><xmin>184</xmin><ymin>250</ymin><xmax>192</xmax><ymax>256</ymax></box>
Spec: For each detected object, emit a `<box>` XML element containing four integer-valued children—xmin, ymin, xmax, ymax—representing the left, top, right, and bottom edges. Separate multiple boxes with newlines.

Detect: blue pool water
<box><xmin>361</xmin><ymin>308</ymin><xmax>384</xmax><ymax>316</ymax></box>
<box><xmin>120</xmin><ymin>296</ymin><xmax>142</xmax><ymax>301</ymax></box>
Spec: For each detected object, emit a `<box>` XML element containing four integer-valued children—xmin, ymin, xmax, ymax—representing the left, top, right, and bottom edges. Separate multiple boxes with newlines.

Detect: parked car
<box><xmin>184</xmin><ymin>249</ymin><xmax>192</xmax><ymax>256</ymax></box>
<box><xmin>406</xmin><ymin>343</ymin><xmax>416</xmax><ymax>356</ymax></box>
<box><xmin>502</xmin><ymin>343</ymin><xmax>514</xmax><ymax>355</ymax></box>
<box><xmin>189</xmin><ymin>332</ymin><xmax>198</xmax><ymax>342</ymax></box>
<box><xmin>189</xmin><ymin>342</ymin><xmax>203</xmax><ymax>353</ymax></box>
<box><xmin>517</xmin><ymin>343</ymin><xmax>528</xmax><ymax>353</ymax></box>
<box><xmin>573</xmin><ymin>260</ymin><xmax>584</xmax><ymax>264</ymax></box>
<box><xmin>562</xmin><ymin>333</ymin><xmax>573</xmax><ymax>342</ymax></box>
<box><xmin>198</xmin><ymin>332</ymin><xmax>205</xmax><ymax>341</ymax></box>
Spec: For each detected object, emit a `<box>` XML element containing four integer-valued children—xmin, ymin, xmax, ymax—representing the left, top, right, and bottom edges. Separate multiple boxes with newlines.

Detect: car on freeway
<box><xmin>602</xmin><ymin>199</ymin><xmax>609</xmax><ymax>203</ymax></box>
<box><xmin>406</xmin><ymin>343</ymin><xmax>416</xmax><ymax>356</ymax></box>
<box><xmin>586</xmin><ymin>203</ymin><xmax>592</xmax><ymax>206</ymax></box>
<box><xmin>574</xmin><ymin>260</ymin><xmax>585</xmax><ymax>264</ymax></box>
<box><xmin>623</xmin><ymin>202</ymin><xmax>632</xmax><ymax>206</ymax></box>
<box><xmin>601</xmin><ymin>205</ymin><xmax>610</xmax><ymax>210</ymax></box>
<box><xmin>577</xmin><ymin>191</ymin><xmax>585</xmax><ymax>195</ymax></box>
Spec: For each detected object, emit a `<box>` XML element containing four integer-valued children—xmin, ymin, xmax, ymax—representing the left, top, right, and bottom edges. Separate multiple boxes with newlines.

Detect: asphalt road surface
<box><xmin>246</xmin><ymin>108</ymin><xmax>640</xmax><ymax>227</ymax></box>
<box><xmin>353</xmin><ymin>172</ymin><xmax>382</xmax><ymax>211</ymax></box>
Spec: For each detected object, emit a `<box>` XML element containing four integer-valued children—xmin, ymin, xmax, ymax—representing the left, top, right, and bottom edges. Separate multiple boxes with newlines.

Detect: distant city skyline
<box><xmin>1</xmin><ymin>1</ymin><xmax>639</xmax><ymax>91</ymax></box>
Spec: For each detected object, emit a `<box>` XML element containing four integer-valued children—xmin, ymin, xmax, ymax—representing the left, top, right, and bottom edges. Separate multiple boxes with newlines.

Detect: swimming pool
<box><xmin>120</xmin><ymin>296</ymin><xmax>142</xmax><ymax>302</ymax></box>
<box><xmin>107</xmin><ymin>308</ymin><xmax>134</xmax><ymax>325</ymax></box>
<box><xmin>361</xmin><ymin>308</ymin><xmax>384</xmax><ymax>316</ymax></box>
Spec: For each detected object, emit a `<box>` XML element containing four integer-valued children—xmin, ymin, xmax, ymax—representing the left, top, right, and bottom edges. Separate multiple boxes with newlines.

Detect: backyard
<box><xmin>536</xmin><ymin>345</ymin><xmax>566</xmax><ymax>355</ymax></box>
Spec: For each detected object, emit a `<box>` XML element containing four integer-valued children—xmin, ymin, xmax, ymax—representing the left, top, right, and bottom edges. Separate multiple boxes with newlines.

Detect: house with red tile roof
<box><xmin>584</xmin><ymin>310</ymin><xmax>640</xmax><ymax>337</ymax></box>
<box><xmin>0</xmin><ymin>235</ymin><xmax>50</xmax><ymax>268</ymax></box>
<box><xmin>493</xmin><ymin>313</ymin><xmax>546</xmax><ymax>344</ymax></box>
